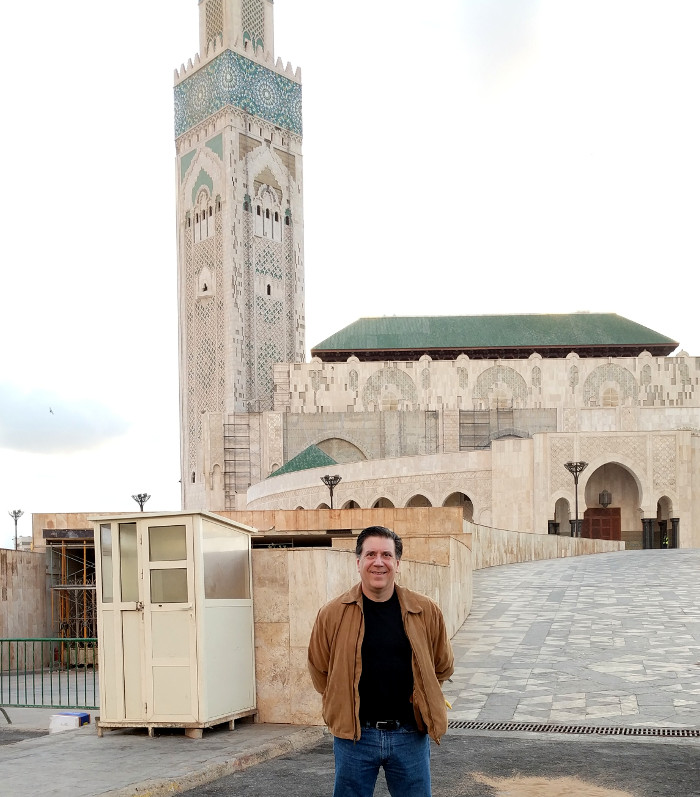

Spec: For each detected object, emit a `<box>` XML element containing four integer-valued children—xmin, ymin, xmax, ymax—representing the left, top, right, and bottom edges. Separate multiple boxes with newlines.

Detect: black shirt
<box><xmin>358</xmin><ymin>590</ymin><xmax>414</xmax><ymax>723</ymax></box>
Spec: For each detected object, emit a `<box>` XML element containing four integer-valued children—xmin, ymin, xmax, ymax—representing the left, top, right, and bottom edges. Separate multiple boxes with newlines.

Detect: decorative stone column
<box><xmin>642</xmin><ymin>518</ymin><xmax>654</xmax><ymax>549</ymax></box>
<box><xmin>670</xmin><ymin>517</ymin><xmax>680</xmax><ymax>549</ymax></box>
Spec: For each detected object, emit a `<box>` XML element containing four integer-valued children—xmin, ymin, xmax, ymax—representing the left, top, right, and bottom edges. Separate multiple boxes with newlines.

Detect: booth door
<box><xmin>142</xmin><ymin>519</ymin><xmax>198</xmax><ymax>722</ymax></box>
<box><xmin>97</xmin><ymin>521</ymin><xmax>146</xmax><ymax>722</ymax></box>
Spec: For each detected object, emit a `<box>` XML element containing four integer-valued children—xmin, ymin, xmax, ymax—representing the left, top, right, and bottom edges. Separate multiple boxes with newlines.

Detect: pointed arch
<box><xmin>362</xmin><ymin>368</ymin><xmax>418</xmax><ymax>410</ymax></box>
<box><xmin>181</xmin><ymin>147</ymin><xmax>224</xmax><ymax>211</ymax></box>
<box><xmin>583</xmin><ymin>364</ymin><xmax>639</xmax><ymax>406</ymax></box>
<box><xmin>247</xmin><ymin>146</ymin><xmax>293</xmax><ymax>206</ymax></box>
<box><xmin>473</xmin><ymin>366</ymin><xmax>528</xmax><ymax>408</ymax></box>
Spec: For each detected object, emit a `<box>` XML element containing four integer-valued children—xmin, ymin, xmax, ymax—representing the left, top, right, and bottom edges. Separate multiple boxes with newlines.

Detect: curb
<box><xmin>96</xmin><ymin>725</ymin><xmax>328</xmax><ymax>797</ymax></box>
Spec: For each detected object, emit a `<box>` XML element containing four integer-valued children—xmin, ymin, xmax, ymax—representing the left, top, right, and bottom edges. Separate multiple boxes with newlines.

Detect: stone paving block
<box><xmin>448</xmin><ymin>550</ymin><xmax>700</xmax><ymax>729</ymax></box>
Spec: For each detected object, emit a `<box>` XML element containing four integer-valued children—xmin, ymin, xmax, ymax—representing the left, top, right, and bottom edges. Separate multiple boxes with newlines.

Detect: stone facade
<box><xmin>0</xmin><ymin>550</ymin><xmax>46</xmax><ymax>641</ymax></box>
<box><xmin>176</xmin><ymin>0</ymin><xmax>305</xmax><ymax>511</ymax></box>
<box><xmin>234</xmin><ymin>353</ymin><xmax>700</xmax><ymax>548</ymax></box>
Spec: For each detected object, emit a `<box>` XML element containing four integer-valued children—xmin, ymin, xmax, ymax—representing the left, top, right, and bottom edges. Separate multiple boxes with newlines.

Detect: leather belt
<box><xmin>362</xmin><ymin>720</ymin><xmax>407</xmax><ymax>731</ymax></box>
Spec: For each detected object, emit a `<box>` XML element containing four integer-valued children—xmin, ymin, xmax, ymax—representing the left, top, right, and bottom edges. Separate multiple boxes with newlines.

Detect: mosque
<box><xmin>175</xmin><ymin>1</ymin><xmax>700</xmax><ymax>550</ymax></box>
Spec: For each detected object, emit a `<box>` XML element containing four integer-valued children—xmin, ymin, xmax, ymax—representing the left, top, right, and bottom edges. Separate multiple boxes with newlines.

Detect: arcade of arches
<box><xmin>326</xmin><ymin>493</ymin><xmax>475</xmax><ymax>522</ymax></box>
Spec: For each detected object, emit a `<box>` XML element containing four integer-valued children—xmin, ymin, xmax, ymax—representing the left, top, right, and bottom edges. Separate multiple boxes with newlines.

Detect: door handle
<box><xmin>136</xmin><ymin>601</ymin><xmax>145</xmax><ymax>611</ymax></box>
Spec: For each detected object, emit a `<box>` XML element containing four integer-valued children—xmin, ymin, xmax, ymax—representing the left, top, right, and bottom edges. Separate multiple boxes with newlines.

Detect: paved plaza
<box><xmin>445</xmin><ymin>549</ymin><xmax>700</xmax><ymax>728</ymax></box>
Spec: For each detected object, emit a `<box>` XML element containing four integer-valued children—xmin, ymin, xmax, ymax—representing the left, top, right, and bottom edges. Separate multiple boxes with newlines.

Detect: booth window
<box><xmin>150</xmin><ymin>569</ymin><xmax>188</xmax><ymax>603</ymax></box>
<box><xmin>100</xmin><ymin>524</ymin><xmax>113</xmax><ymax>603</ymax></box>
<box><xmin>119</xmin><ymin>523</ymin><xmax>139</xmax><ymax>602</ymax></box>
<box><xmin>149</xmin><ymin>525</ymin><xmax>187</xmax><ymax>561</ymax></box>
<box><xmin>202</xmin><ymin>524</ymin><xmax>250</xmax><ymax>599</ymax></box>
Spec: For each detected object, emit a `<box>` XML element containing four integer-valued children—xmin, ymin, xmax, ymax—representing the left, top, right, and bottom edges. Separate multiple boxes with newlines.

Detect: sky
<box><xmin>1</xmin><ymin>1</ymin><xmax>699</xmax><ymax>548</ymax></box>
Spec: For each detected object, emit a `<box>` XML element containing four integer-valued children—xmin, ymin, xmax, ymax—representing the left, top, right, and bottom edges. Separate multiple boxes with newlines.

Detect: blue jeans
<box><xmin>333</xmin><ymin>725</ymin><xmax>431</xmax><ymax>797</ymax></box>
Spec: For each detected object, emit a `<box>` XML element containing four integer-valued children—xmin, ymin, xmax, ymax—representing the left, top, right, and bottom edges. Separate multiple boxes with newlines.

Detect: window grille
<box><xmin>241</xmin><ymin>0</ymin><xmax>265</xmax><ymax>48</ymax></box>
<box><xmin>206</xmin><ymin>0</ymin><xmax>224</xmax><ymax>44</ymax></box>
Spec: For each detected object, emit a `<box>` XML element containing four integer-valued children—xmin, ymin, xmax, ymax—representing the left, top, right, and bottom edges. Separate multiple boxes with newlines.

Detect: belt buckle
<box><xmin>375</xmin><ymin>720</ymin><xmax>398</xmax><ymax>731</ymax></box>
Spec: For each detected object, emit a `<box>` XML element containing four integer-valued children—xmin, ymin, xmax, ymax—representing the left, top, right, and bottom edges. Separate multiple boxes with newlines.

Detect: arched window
<box><xmin>255</xmin><ymin>187</ymin><xmax>282</xmax><ymax>240</ymax></box>
<box><xmin>194</xmin><ymin>190</ymin><xmax>214</xmax><ymax>243</ymax></box>
<box><xmin>603</xmin><ymin>388</ymin><xmax>619</xmax><ymax>407</ymax></box>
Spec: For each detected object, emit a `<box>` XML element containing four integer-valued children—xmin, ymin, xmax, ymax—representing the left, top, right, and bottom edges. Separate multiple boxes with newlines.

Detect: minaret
<box><xmin>175</xmin><ymin>0</ymin><xmax>305</xmax><ymax>510</ymax></box>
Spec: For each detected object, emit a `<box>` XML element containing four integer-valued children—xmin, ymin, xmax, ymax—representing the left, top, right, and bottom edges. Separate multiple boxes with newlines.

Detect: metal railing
<box><xmin>0</xmin><ymin>638</ymin><xmax>98</xmax><ymax>710</ymax></box>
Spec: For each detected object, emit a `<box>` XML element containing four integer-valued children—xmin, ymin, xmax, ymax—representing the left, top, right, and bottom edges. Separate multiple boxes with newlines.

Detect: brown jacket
<box><xmin>307</xmin><ymin>583</ymin><xmax>454</xmax><ymax>743</ymax></box>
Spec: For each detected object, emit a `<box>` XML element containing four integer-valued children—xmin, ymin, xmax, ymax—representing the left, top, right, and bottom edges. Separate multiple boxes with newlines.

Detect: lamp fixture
<box><xmin>599</xmin><ymin>489</ymin><xmax>612</xmax><ymax>509</ymax></box>
<box><xmin>564</xmin><ymin>461</ymin><xmax>588</xmax><ymax>537</ymax></box>
<box><xmin>320</xmin><ymin>474</ymin><xmax>342</xmax><ymax>509</ymax></box>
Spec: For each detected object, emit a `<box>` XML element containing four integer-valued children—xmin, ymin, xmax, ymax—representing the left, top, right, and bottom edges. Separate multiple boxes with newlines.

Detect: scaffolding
<box><xmin>47</xmin><ymin>538</ymin><xmax>96</xmax><ymax>640</ymax></box>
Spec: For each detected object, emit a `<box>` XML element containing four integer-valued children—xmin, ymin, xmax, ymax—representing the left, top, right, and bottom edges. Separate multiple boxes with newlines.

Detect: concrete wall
<box><xmin>31</xmin><ymin>512</ymin><xmax>115</xmax><ymax>552</ymax></box>
<box><xmin>0</xmin><ymin>550</ymin><xmax>46</xmax><ymax>660</ymax></box>
<box><xmin>218</xmin><ymin>506</ymin><xmax>466</xmax><ymax>537</ymax></box>
<box><xmin>469</xmin><ymin>523</ymin><xmax>624</xmax><ymax>571</ymax></box>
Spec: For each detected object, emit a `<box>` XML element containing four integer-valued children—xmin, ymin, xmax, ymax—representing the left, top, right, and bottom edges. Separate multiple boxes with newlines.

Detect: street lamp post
<box><xmin>8</xmin><ymin>510</ymin><xmax>23</xmax><ymax>551</ymax></box>
<box><xmin>320</xmin><ymin>475</ymin><xmax>342</xmax><ymax>509</ymax></box>
<box><xmin>132</xmin><ymin>493</ymin><xmax>151</xmax><ymax>512</ymax></box>
<box><xmin>564</xmin><ymin>461</ymin><xmax>588</xmax><ymax>537</ymax></box>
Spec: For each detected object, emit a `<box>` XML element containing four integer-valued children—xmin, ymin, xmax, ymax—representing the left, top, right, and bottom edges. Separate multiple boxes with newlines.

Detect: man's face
<box><xmin>357</xmin><ymin>535</ymin><xmax>400</xmax><ymax>600</ymax></box>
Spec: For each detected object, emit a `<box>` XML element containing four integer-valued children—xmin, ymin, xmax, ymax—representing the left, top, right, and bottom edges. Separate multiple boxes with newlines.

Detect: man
<box><xmin>308</xmin><ymin>525</ymin><xmax>454</xmax><ymax>797</ymax></box>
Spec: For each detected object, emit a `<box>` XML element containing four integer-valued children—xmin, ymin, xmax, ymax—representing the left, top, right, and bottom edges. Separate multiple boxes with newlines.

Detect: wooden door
<box><xmin>582</xmin><ymin>508</ymin><xmax>621</xmax><ymax>540</ymax></box>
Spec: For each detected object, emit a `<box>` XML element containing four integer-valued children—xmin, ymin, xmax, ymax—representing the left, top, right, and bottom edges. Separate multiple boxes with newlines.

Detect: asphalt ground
<box><xmin>176</xmin><ymin>731</ymin><xmax>700</xmax><ymax>797</ymax></box>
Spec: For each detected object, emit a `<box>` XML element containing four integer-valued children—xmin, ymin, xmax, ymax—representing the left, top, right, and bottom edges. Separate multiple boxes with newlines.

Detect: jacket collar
<box><xmin>340</xmin><ymin>581</ymin><xmax>423</xmax><ymax>614</ymax></box>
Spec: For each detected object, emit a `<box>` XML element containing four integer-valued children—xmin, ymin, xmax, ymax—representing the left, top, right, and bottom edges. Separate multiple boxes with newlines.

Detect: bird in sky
<box><xmin>49</xmin><ymin>407</ymin><xmax>54</xmax><ymax>414</ymax></box>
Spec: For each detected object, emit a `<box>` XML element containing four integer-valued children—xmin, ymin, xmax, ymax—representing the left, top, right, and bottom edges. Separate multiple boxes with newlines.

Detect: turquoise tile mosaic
<box><xmin>174</xmin><ymin>50</ymin><xmax>302</xmax><ymax>138</ymax></box>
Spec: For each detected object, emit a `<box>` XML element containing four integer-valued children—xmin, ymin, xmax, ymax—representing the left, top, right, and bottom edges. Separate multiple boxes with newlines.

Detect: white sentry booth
<box><xmin>92</xmin><ymin>512</ymin><xmax>257</xmax><ymax>738</ymax></box>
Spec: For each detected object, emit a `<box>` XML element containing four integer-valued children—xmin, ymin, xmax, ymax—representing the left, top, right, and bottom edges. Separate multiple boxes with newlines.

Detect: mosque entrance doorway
<box><xmin>584</xmin><ymin>462</ymin><xmax>642</xmax><ymax>549</ymax></box>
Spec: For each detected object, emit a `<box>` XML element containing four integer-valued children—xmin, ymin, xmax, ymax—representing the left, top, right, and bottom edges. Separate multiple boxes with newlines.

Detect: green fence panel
<box><xmin>0</xmin><ymin>638</ymin><xmax>98</xmax><ymax>710</ymax></box>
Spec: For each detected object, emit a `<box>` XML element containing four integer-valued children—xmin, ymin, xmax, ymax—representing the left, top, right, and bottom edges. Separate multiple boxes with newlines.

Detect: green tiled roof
<box><xmin>311</xmin><ymin>314</ymin><xmax>678</xmax><ymax>356</ymax></box>
<box><xmin>269</xmin><ymin>445</ymin><xmax>337</xmax><ymax>478</ymax></box>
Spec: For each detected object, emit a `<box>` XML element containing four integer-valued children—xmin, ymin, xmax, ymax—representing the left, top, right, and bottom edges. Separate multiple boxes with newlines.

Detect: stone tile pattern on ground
<box><xmin>444</xmin><ymin>549</ymin><xmax>700</xmax><ymax>728</ymax></box>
